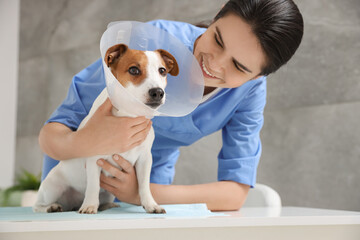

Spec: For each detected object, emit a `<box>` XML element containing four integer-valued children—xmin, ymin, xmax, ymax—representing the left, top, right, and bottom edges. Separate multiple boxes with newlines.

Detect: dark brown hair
<box><xmin>213</xmin><ymin>0</ymin><xmax>304</xmax><ymax>76</ymax></box>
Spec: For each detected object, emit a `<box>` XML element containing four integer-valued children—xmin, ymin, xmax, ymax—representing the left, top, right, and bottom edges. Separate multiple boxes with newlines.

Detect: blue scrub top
<box><xmin>42</xmin><ymin>20</ymin><xmax>267</xmax><ymax>188</ymax></box>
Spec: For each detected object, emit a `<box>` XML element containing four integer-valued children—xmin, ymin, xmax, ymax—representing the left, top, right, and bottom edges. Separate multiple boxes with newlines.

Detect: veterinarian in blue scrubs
<box><xmin>40</xmin><ymin>0</ymin><xmax>304</xmax><ymax>211</ymax></box>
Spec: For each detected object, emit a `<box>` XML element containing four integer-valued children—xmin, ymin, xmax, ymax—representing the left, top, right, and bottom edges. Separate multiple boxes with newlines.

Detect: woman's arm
<box><xmin>98</xmin><ymin>154</ymin><xmax>249</xmax><ymax>211</ymax></box>
<box><xmin>39</xmin><ymin>98</ymin><xmax>152</xmax><ymax>160</ymax></box>
<box><xmin>151</xmin><ymin>181</ymin><xmax>250</xmax><ymax>211</ymax></box>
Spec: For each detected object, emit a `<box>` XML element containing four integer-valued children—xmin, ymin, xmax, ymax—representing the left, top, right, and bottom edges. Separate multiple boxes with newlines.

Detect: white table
<box><xmin>1</xmin><ymin>207</ymin><xmax>360</xmax><ymax>240</ymax></box>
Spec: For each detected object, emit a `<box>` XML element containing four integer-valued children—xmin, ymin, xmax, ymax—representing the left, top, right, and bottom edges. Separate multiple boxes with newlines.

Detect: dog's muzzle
<box><xmin>146</xmin><ymin>88</ymin><xmax>164</xmax><ymax>108</ymax></box>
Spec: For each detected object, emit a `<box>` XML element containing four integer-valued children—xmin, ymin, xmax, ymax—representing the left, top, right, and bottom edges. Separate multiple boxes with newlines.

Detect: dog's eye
<box><xmin>159</xmin><ymin>67</ymin><xmax>167</xmax><ymax>76</ymax></box>
<box><xmin>128</xmin><ymin>66</ymin><xmax>141</xmax><ymax>76</ymax></box>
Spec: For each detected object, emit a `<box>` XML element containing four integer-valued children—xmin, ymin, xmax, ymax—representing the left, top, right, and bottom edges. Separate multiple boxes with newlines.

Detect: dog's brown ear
<box><xmin>156</xmin><ymin>49</ymin><xmax>179</xmax><ymax>76</ymax></box>
<box><xmin>105</xmin><ymin>44</ymin><xmax>128</xmax><ymax>67</ymax></box>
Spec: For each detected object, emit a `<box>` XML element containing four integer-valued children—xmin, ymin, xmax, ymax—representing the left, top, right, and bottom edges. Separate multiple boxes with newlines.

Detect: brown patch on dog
<box><xmin>155</xmin><ymin>49</ymin><xmax>179</xmax><ymax>76</ymax></box>
<box><xmin>105</xmin><ymin>44</ymin><xmax>148</xmax><ymax>87</ymax></box>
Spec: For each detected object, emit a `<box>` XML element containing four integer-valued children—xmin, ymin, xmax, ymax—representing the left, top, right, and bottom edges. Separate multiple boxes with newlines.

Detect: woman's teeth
<box><xmin>202</xmin><ymin>60</ymin><xmax>216</xmax><ymax>78</ymax></box>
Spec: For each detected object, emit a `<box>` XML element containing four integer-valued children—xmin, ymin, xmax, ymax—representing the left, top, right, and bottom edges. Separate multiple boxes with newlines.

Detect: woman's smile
<box><xmin>201</xmin><ymin>57</ymin><xmax>217</xmax><ymax>79</ymax></box>
<box><xmin>201</xmin><ymin>56</ymin><xmax>222</xmax><ymax>80</ymax></box>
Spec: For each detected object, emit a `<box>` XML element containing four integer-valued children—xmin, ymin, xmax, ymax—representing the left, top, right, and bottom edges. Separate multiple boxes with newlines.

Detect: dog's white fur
<box><xmin>33</xmin><ymin>47</ymin><xmax>175</xmax><ymax>214</ymax></box>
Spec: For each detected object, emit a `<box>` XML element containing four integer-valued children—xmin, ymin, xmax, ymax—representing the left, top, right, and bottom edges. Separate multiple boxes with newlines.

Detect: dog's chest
<box><xmin>78</xmin><ymin>88</ymin><xmax>155</xmax><ymax>173</ymax></box>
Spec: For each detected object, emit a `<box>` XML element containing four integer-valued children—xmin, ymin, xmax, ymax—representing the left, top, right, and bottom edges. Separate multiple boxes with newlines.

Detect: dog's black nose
<box><xmin>148</xmin><ymin>88</ymin><xmax>164</xmax><ymax>101</ymax></box>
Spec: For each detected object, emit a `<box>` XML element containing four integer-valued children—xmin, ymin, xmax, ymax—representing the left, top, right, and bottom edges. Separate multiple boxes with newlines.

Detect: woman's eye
<box><xmin>233</xmin><ymin>60</ymin><xmax>245</xmax><ymax>73</ymax></box>
<box><xmin>159</xmin><ymin>67</ymin><xmax>167</xmax><ymax>76</ymax></box>
<box><xmin>128</xmin><ymin>66</ymin><xmax>141</xmax><ymax>75</ymax></box>
<box><xmin>214</xmin><ymin>34</ymin><xmax>223</xmax><ymax>48</ymax></box>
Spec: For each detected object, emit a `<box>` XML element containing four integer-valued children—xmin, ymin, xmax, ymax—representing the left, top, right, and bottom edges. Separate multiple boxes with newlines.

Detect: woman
<box><xmin>39</xmin><ymin>0</ymin><xmax>304</xmax><ymax>211</ymax></box>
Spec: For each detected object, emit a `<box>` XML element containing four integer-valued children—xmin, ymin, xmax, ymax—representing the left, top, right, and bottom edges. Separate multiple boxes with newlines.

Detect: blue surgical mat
<box><xmin>0</xmin><ymin>203</ymin><xmax>226</xmax><ymax>222</ymax></box>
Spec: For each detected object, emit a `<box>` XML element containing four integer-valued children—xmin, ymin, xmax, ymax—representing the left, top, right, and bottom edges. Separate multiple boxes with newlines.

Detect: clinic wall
<box><xmin>16</xmin><ymin>0</ymin><xmax>360</xmax><ymax>211</ymax></box>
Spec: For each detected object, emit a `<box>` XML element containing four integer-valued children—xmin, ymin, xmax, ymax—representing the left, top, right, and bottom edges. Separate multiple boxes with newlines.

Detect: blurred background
<box><xmin>1</xmin><ymin>0</ymin><xmax>359</xmax><ymax>210</ymax></box>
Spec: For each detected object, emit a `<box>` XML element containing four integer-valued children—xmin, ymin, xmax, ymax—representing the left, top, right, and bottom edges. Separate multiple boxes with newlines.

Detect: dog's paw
<box><xmin>46</xmin><ymin>203</ymin><xmax>63</xmax><ymax>213</ymax></box>
<box><xmin>33</xmin><ymin>203</ymin><xmax>63</xmax><ymax>213</ymax></box>
<box><xmin>78</xmin><ymin>205</ymin><xmax>98</xmax><ymax>214</ymax></box>
<box><xmin>98</xmin><ymin>202</ymin><xmax>120</xmax><ymax>211</ymax></box>
<box><xmin>143</xmin><ymin>205</ymin><xmax>166</xmax><ymax>214</ymax></box>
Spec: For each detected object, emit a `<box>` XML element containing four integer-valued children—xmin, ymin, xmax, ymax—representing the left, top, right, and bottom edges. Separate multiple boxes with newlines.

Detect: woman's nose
<box><xmin>209</xmin><ymin>52</ymin><xmax>227</xmax><ymax>73</ymax></box>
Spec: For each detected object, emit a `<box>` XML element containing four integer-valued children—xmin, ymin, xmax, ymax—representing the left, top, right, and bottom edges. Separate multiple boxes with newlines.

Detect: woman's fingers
<box><xmin>131</xmin><ymin>120</ymin><xmax>152</xmax><ymax>142</ymax></box>
<box><xmin>128</xmin><ymin>140</ymin><xmax>144</xmax><ymax>150</ymax></box>
<box><xmin>112</xmin><ymin>154</ymin><xmax>134</xmax><ymax>174</ymax></box>
<box><xmin>130</xmin><ymin>117</ymin><xmax>151</xmax><ymax>128</ymax></box>
<box><xmin>97</xmin><ymin>155</ymin><xmax>139</xmax><ymax>204</ymax></box>
<box><xmin>129</xmin><ymin>119</ymin><xmax>151</xmax><ymax>137</ymax></box>
<box><xmin>99</xmin><ymin>174</ymin><xmax>118</xmax><ymax>190</ymax></box>
<box><xmin>97</xmin><ymin>155</ymin><xmax>135</xmax><ymax>180</ymax></box>
<box><xmin>97</xmin><ymin>158</ymin><xmax>126</xmax><ymax>181</ymax></box>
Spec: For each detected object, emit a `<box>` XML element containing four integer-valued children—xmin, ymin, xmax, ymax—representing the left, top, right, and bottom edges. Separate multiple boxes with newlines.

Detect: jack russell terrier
<box><xmin>33</xmin><ymin>44</ymin><xmax>179</xmax><ymax>214</ymax></box>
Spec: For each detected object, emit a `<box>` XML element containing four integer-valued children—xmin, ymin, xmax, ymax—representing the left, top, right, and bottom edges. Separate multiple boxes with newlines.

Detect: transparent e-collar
<box><xmin>99</xmin><ymin>21</ymin><xmax>204</xmax><ymax>118</ymax></box>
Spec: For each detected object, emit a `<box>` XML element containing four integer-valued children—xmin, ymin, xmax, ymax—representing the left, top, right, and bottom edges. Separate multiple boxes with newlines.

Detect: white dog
<box><xmin>33</xmin><ymin>44</ymin><xmax>179</xmax><ymax>214</ymax></box>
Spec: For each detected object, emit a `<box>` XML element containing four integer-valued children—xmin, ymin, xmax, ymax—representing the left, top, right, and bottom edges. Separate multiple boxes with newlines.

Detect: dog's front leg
<box><xmin>135</xmin><ymin>151</ymin><xmax>166</xmax><ymax>214</ymax></box>
<box><xmin>79</xmin><ymin>157</ymin><xmax>102</xmax><ymax>214</ymax></box>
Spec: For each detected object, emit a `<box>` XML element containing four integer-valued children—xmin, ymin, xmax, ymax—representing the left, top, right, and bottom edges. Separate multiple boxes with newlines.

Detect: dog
<box><xmin>33</xmin><ymin>44</ymin><xmax>179</xmax><ymax>214</ymax></box>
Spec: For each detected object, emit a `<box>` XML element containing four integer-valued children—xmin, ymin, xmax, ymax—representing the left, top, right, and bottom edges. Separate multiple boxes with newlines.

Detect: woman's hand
<box><xmin>97</xmin><ymin>154</ymin><xmax>141</xmax><ymax>205</ymax></box>
<box><xmin>76</xmin><ymin>98</ymin><xmax>152</xmax><ymax>156</ymax></box>
<box><xmin>39</xmin><ymin>98</ymin><xmax>152</xmax><ymax>160</ymax></box>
